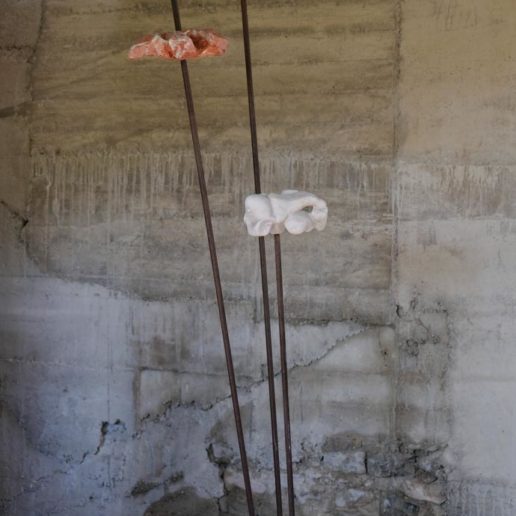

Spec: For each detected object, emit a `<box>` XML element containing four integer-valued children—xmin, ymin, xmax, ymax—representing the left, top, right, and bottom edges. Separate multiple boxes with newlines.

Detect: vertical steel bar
<box><xmin>240</xmin><ymin>0</ymin><xmax>283</xmax><ymax>513</ymax></box>
<box><xmin>274</xmin><ymin>234</ymin><xmax>295</xmax><ymax>515</ymax></box>
<box><xmin>170</xmin><ymin>2</ymin><xmax>255</xmax><ymax>514</ymax></box>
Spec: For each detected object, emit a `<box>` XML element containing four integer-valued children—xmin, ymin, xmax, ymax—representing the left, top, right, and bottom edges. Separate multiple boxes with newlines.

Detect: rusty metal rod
<box><xmin>239</xmin><ymin>0</ymin><xmax>283</xmax><ymax>513</ymax></box>
<box><xmin>274</xmin><ymin>234</ymin><xmax>295</xmax><ymax>516</ymax></box>
<box><xmin>170</xmin><ymin>1</ymin><xmax>255</xmax><ymax>514</ymax></box>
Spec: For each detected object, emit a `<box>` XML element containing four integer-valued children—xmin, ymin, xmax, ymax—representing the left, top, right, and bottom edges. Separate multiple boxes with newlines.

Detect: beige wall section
<box><xmin>0</xmin><ymin>0</ymin><xmax>41</xmax><ymax>204</ymax></box>
<box><xmin>399</xmin><ymin>0</ymin><xmax>516</xmax><ymax>165</ymax></box>
<box><xmin>31</xmin><ymin>0</ymin><xmax>396</xmax><ymax>156</ymax></box>
<box><xmin>25</xmin><ymin>0</ymin><xmax>396</xmax><ymax>325</ymax></box>
<box><xmin>397</xmin><ymin>0</ymin><xmax>516</xmax><ymax>513</ymax></box>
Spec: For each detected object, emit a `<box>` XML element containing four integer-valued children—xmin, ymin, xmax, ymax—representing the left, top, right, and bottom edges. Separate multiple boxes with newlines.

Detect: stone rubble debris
<box><xmin>128</xmin><ymin>29</ymin><xmax>228</xmax><ymax>60</ymax></box>
<box><xmin>398</xmin><ymin>478</ymin><xmax>446</xmax><ymax>505</ymax></box>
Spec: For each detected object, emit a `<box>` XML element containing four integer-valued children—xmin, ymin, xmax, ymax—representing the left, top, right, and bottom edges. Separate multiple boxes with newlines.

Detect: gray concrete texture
<box><xmin>0</xmin><ymin>0</ymin><xmax>514</xmax><ymax>514</ymax></box>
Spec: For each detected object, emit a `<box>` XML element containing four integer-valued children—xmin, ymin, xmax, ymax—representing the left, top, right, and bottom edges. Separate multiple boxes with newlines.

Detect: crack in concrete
<box><xmin>0</xmin><ymin>199</ymin><xmax>29</xmax><ymax>243</ymax></box>
<box><xmin>0</xmin><ymin>469</ymin><xmax>69</xmax><ymax>508</ymax></box>
<box><xmin>138</xmin><ymin>324</ymin><xmax>369</xmax><ymax>424</ymax></box>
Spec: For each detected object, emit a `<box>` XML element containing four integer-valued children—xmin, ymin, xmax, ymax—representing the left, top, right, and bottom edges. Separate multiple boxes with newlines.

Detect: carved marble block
<box><xmin>244</xmin><ymin>190</ymin><xmax>328</xmax><ymax>237</ymax></box>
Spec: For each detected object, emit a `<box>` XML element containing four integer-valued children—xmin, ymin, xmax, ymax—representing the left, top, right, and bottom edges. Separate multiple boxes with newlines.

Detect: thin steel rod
<box><xmin>170</xmin><ymin>2</ymin><xmax>255</xmax><ymax>514</ymax></box>
<box><xmin>274</xmin><ymin>234</ymin><xmax>295</xmax><ymax>516</ymax></box>
<box><xmin>258</xmin><ymin>236</ymin><xmax>283</xmax><ymax>515</ymax></box>
<box><xmin>240</xmin><ymin>0</ymin><xmax>283</xmax><ymax>513</ymax></box>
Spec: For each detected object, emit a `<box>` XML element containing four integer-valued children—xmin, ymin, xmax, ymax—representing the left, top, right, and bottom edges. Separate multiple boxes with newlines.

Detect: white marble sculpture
<box><xmin>244</xmin><ymin>190</ymin><xmax>328</xmax><ymax>237</ymax></box>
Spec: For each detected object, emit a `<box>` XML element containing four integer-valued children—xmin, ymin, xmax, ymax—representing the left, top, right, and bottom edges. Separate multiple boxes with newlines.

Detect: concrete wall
<box><xmin>0</xmin><ymin>0</ymin><xmax>514</xmax><ymax>514</ymax></box>
<box><xmin>396</xmin><ymin>1</ymin><xmax>516</xmax><ymax>513</ymax></box>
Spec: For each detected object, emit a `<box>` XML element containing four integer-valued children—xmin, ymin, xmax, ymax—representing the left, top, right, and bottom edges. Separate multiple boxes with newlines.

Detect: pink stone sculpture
<box><xmin>128</xmin><ymin>30</ymin><xmax>228</xmax><ymax>60</ymax></box>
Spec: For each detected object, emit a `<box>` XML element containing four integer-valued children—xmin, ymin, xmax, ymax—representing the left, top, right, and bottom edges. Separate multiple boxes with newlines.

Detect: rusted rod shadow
<box><xmin>170</xmin><ymin>1</ymin><xmax>255</xmax><ymax>514</ymax></box>
<box><xmin>240</xmin><ymin>0</ymin><xmax>283</xmax><ymax>513</ymax></box>
<box><xmin>274</xmin><ymin>234</ymin><xmax>295</xmax><ymax>516</ymax></box>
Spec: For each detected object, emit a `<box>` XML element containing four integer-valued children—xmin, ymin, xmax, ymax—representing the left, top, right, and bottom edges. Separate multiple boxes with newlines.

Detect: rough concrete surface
<box><xmin>0</xmin><ymin>0</ymin><xmax>515</xmax><ymax>514</ymax></box>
